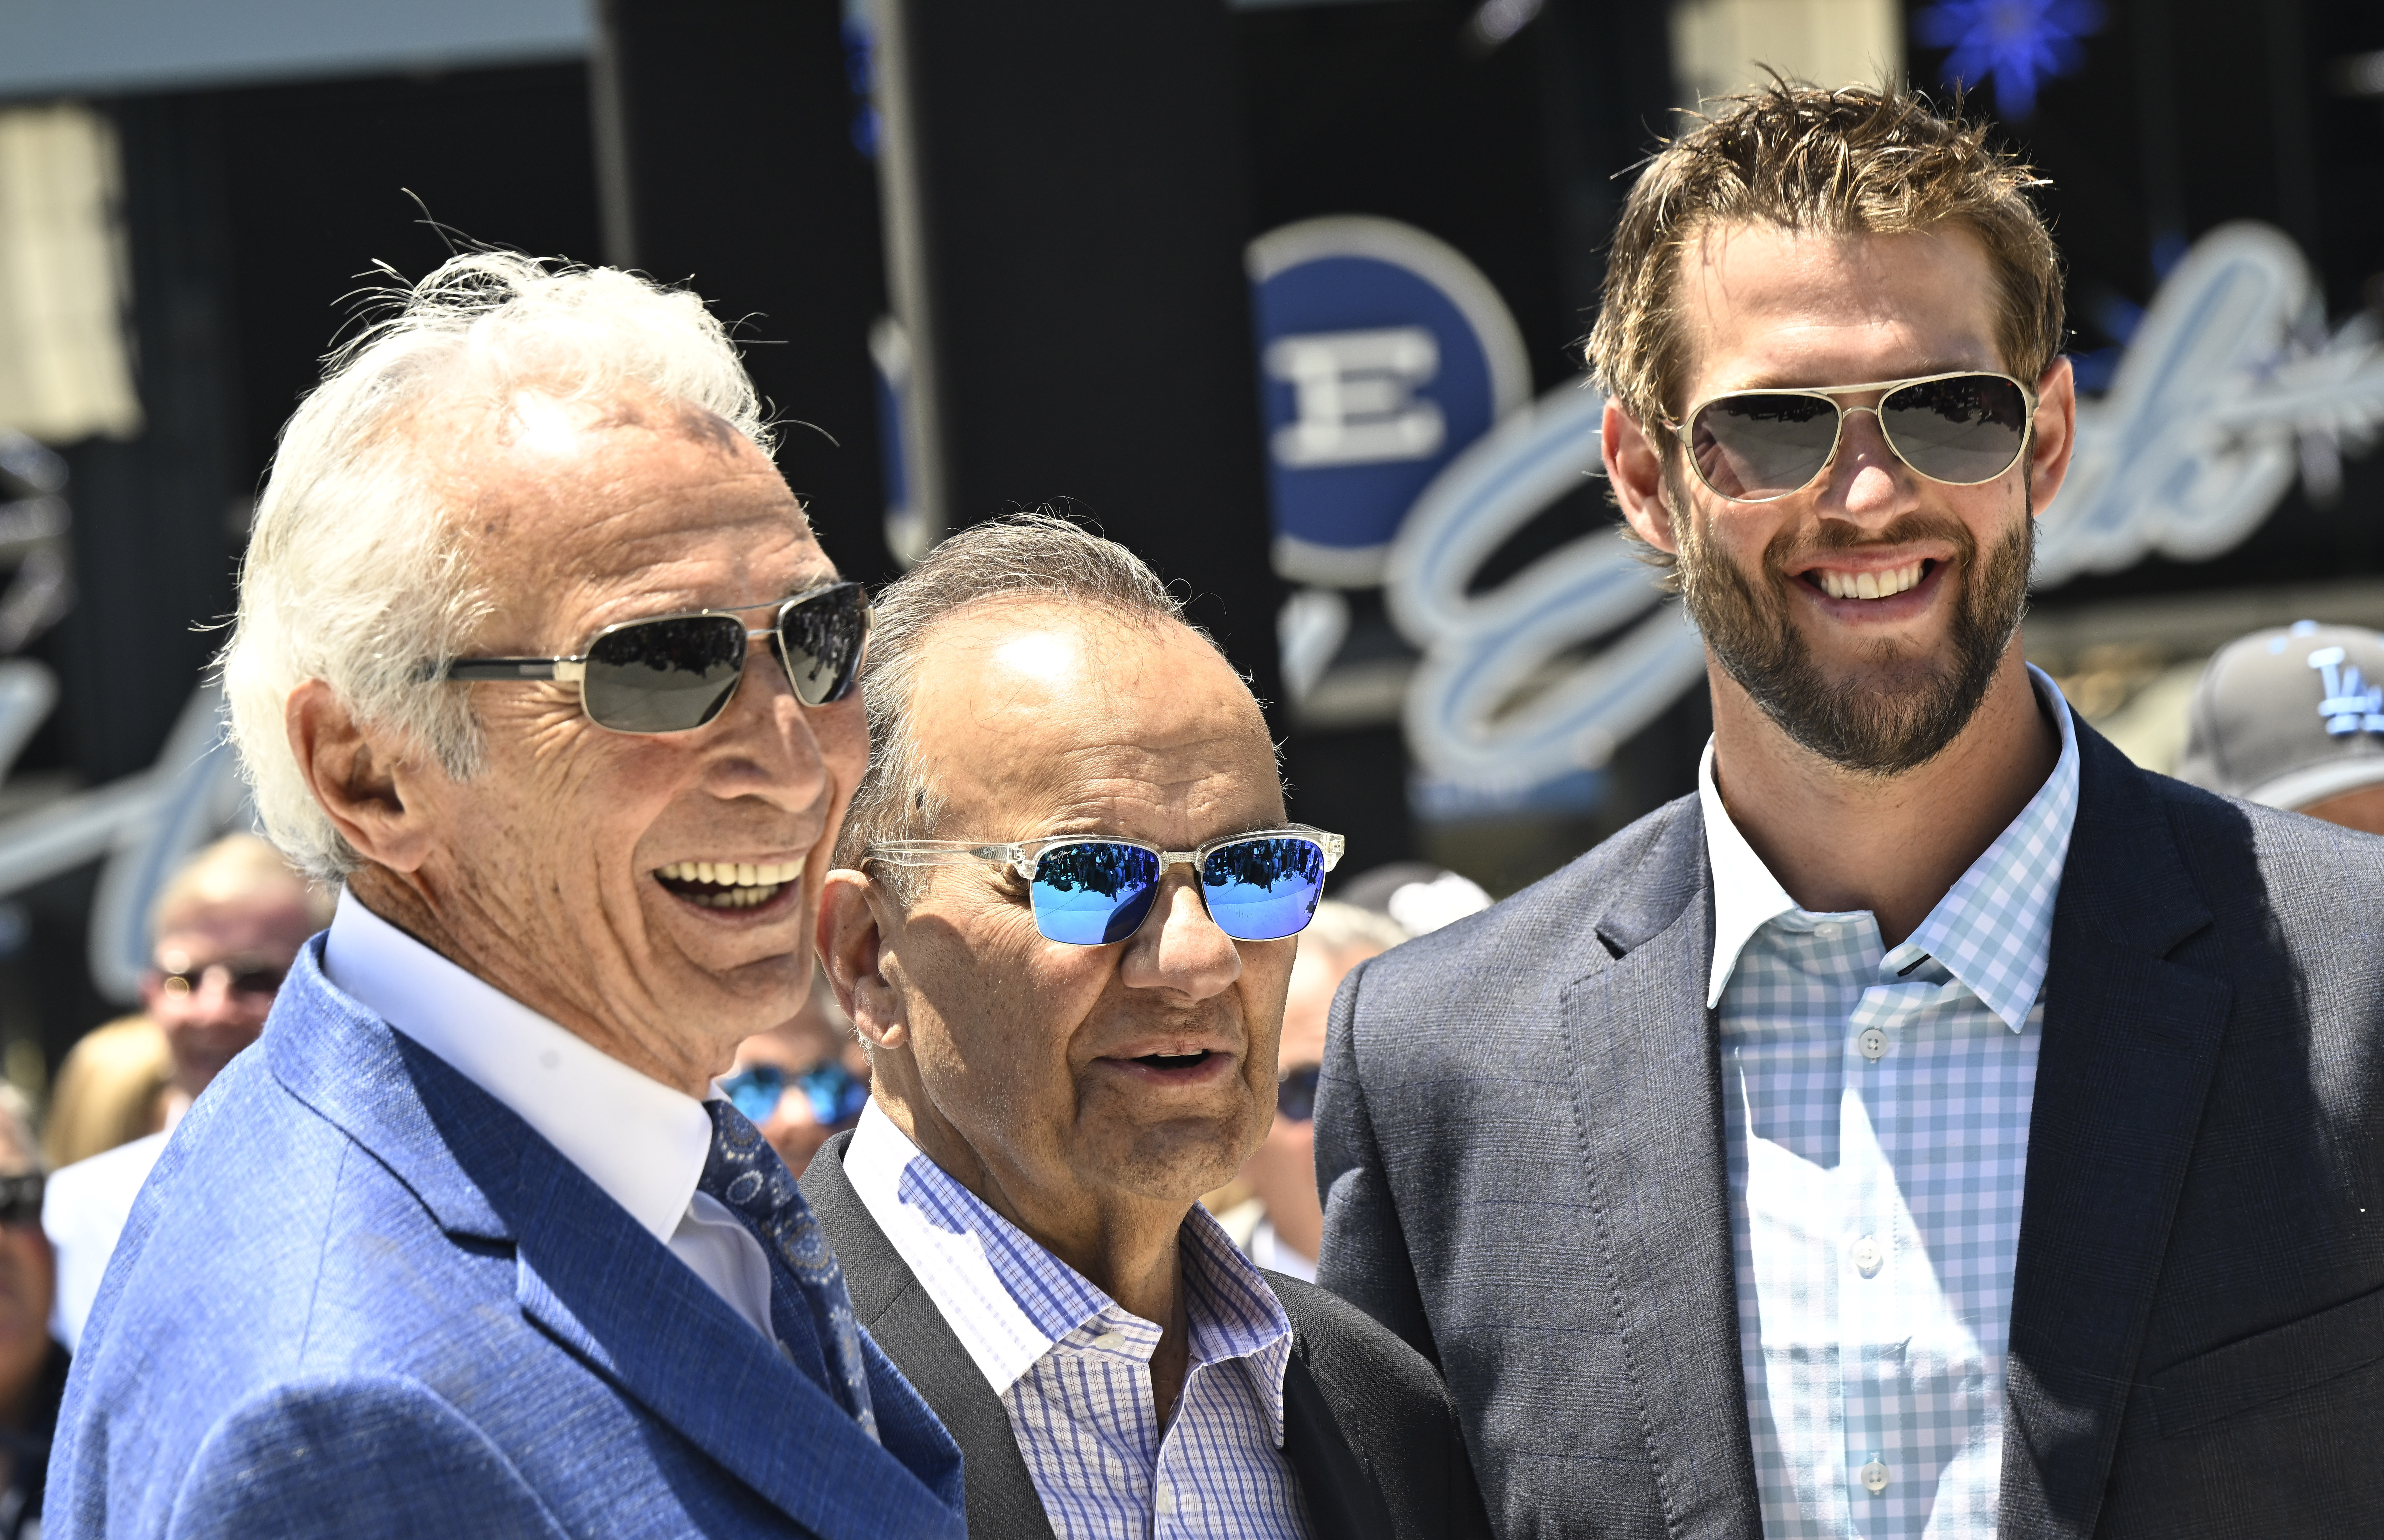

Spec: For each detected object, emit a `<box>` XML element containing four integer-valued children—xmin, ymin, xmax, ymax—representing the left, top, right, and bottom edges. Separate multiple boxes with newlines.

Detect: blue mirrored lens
<box><xmin>798</xmin><ymin>1062</ymin><xmax>869</xmax><ymax>1126</ymax></box>
<box><xmin>1030</xmin><ymin>842</ymin><xmax>1162</xmax><ymax>944</ymax></box>
<box><xmin>722</xmin><ymin>1066</ymin><xmax>788</xmax><ymax>1123</ymax></box>
<box><xmin>1200</xmin><ymin>837</ymin><xmax>1326</xmax><ymax>941</ymax></box>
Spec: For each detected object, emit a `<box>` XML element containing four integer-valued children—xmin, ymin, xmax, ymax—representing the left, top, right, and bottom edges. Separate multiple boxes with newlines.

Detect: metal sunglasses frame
<box><xmin>864</xmin><ymin>823</ymin><xmax>1346</xmax><ymax>889</ymax></box>
<box><xmin>1663</xmin><ymin>370</ymin><xmax>2041</xmax><ymax>504</ymax></box>
<box><xmin>432</xmin><ymin>581</ymin><xmax>872</xmax><ymax>730</ymax></box>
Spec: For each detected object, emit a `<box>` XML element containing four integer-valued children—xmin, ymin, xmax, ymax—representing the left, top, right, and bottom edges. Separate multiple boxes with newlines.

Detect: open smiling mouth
<box><xmin>1136</xmin><ymin>1051</ymin><xmax>1213</xmax><ymax>1071</ymax></box>
<box><xmin>654</xmin><ymin>860</ymin><xmax>800</xmax><ymax>911</ymax></box>
<box><xmin>1804</xmin><ymin>559</ymin><xmax>1934</xmax><ymax>601</ymax></box>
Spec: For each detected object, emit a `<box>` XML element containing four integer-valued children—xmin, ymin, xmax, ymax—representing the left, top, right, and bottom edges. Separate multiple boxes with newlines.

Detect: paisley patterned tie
<box><xmin>698</xmin><ymin>1100</ymin><xmax>879</xmax><ymax>1442</ymax></box>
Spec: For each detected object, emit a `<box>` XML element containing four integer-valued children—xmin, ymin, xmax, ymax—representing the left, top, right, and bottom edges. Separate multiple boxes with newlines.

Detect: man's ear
<box><xmin>819</xmin><ymin>869</ymin><xmax>908</xmax><ymax>1051</ymax></box>
<box><xmin>1603</xmin><ymin>398</ymin><xmax>1681</xmax><ymax>556</ymax></box>
<box><xmin>2026</xmin><ymin>354</ymin><xmax>2079</xmax><ymax>517</ymax></box>
<box><xmin>284</xmin><ymin>679</ymin><xmax>439</xmax><ymax>873</ymax></box>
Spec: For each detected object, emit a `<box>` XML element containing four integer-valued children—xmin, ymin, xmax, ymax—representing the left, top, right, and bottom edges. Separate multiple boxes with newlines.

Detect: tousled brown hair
<box><xmin>1586</xmin><ymin>80</ymin><xmax>2063</xmax><ymax>458</ymax></box>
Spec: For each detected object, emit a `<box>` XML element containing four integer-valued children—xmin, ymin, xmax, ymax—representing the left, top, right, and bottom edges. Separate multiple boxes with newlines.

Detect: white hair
<box><xmin>221</xmin><ymin>252</ymin><xmax>772</xmax><ymax>879</ymax></box>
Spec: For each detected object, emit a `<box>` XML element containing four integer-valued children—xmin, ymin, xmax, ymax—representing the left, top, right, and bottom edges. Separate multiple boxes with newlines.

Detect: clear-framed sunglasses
<box><xmin>864</xmin><ymin>825</ymin><xmax>1346</xmax><ymax>945</ymax></box>
<box><xmin>428</xmin><ymin>581</ymin><xmax>871</xmax><ymax>734</ymax></box>
<box><xmin>1666</xmin><ymin>370</ymin><xmax>2038</xmax><ymax>504</ymax></box>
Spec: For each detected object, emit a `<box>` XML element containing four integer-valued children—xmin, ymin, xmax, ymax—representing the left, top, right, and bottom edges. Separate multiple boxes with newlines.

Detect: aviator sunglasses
<box><xmin>865</xmin><ymin>826</ymin><xmax>1346</xmax><ymax>946</ymax></box>
<box><xmin>1667</xmin><ymin>371</ymin><xmax>2037</xmax><ymax>504</ymax></box>
<box><xmin>431</xmin><ymin>581</ymin><xmax>872</xmax><ymax>734</ymax></box>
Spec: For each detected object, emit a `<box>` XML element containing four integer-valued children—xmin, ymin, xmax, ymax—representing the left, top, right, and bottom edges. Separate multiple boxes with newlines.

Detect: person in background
<box><xmin>36</xmin><ymin>1024</ymin><xmax>167</xmax><ymax>1177</ymax></box>
<box><xmin>42</xmin><ymin>833</ymin><xmax>326</xmax><ymax>1350</ymax></box>
<box><xmin>1329</xmin><ymin>862</ymin><xmax>1491</xmax><ymax>938</ymax></box>
<box><xmin>1218</xmin><ymin>900</ymin><xmax>1407</xmax><ymax>1282</ymax></box>
<box><xmin>2174</xmin><ymin>620</ymin><xmax>2384</xmax><ymax>834</ymax></box>
<box><xmin>723</xmin><ymin>965</ymin><xmax>871</xmax><ymax>1178</ymax></box>
<box><xmin>0</xmin><ymin>1086</ymin><xmax>66</xmax><ymax>1540</ymax></box>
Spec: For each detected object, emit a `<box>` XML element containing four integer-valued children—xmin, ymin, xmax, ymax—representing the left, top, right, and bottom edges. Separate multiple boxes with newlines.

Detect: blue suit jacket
<box><xmin>47</xmin><ymin>939</ymin><xmax>966</xmax><ymax>1539</ymax></box>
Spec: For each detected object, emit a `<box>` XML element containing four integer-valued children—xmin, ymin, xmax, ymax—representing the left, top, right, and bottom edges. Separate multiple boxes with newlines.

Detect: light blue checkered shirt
<box><xmin>1701</xmin><ymin>666</ymin><xmax>2078</xmax><ymax>1538</ymax></box>
<box><xmin>844</xmin><ymin>1101</ymin><xmax>1313</xmax><ymax>1539</ymax></box>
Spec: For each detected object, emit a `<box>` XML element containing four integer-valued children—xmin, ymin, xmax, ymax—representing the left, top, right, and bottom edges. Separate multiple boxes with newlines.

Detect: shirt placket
<box><xmin>1839</xmin><ymin>934</ymin><xmax>1916</xmax><ymax>1533</ymax></box>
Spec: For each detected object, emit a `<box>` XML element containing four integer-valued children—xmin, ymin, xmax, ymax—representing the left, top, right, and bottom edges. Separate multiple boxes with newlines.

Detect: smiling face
<box><xmin>1615</xmin><ymin>221</ymin><xmax>2073</xmax><ymax>775</ymax></box>
<box><xmin>857</xmin><ymin>601</ymin><xmax>1293</xmax><ymax>1222</ymax></box>
<box><xmin>380</xmin><ymin>388</ymin><xmax>866</xmax><ymax>1087</ymax></box>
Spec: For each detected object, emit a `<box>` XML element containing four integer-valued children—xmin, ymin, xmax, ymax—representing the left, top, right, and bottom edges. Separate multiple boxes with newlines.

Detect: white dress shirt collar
<box><xmin>844</xmin><ymin>1100</ymin><xmax>1295</xmax><ymax>1438</ymax></box>
<box><xmin>1700</xmin><ymin>663</ymin><xmax>2082</xmax><ymax>1024</ymax></box>
<box><xmin>320</xmin><ymin>886</ymin><xmax>714</xmax><ymax>1248</ymax></box>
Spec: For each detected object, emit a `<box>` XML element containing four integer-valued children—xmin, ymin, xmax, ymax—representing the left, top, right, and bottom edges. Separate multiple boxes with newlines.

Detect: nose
<box><xmin>190</xmin><ymin>966</ymin><xmax>251</xmax><ymax>1025</ymax></box>
<box><xmin>1119</xmin><ymin>869</ymin><xmax>1242</xmax><ymax>1001</ymax></box>
<box><xmin>702</xmin><ymin>633</ymin><xmax>837</xmax><ymax>803</ymax></box>
<box><xmin>1824</xmin><ymin>405</ymin><xmax>1917</xmax><ymax>523</ymax></box>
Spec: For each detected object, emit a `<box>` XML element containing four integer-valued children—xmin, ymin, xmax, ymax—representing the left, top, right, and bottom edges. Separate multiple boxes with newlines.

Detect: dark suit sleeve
<box><xmin>1313</xmin><ymin>958</ymin><xmax>1438</xmax><ymax>1365</ymax></box>
<box><xmin>163</xmin><ymin>1375</ymin><xmax>570</xmax><ymax>1539</ymax></box>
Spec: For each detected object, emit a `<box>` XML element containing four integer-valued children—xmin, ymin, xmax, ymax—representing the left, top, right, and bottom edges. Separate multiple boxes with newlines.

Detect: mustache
<box><xmin>1760</xmin><ymin>512</ymin><xmax>1977</xmax><ymax>577</ymax></box>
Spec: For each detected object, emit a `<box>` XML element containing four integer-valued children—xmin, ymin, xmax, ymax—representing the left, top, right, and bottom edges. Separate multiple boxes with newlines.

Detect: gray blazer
<box><xmin>1316</xmin><ymin>714</ymin><xmax>2384</xmax><ymax>1538</ymax></box>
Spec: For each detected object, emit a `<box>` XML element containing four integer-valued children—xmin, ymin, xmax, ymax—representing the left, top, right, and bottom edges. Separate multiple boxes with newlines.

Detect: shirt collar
<box><xmin>843</xmin><ymin>1100</ymin><xmax>1294</xmax><ymax>1445</ymax></box>
<box><xmin>1701</xmin><ymin>663</ymin><xmax>2082</xmax><ymax>1031</ymax></box>
<box><xmin>321</xmin><ymin>886</ymin><xmax>714</xmax><ymax>1246</ymax></box>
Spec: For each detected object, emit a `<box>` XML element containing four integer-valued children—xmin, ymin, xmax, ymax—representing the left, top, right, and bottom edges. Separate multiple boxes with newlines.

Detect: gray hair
<box><xmin>1300</xmin><ymin>899</ymin><xmax>1408</xmax><ymax>958</ymax></box>
<box><xmin>220</xmin><ymin>252</ymin><xmax>771</xmax><ymax>879</ymax></box>
<box><xmin>833</xmin><ymin>513</ymin><xmax>1219</xmax><ymax>899</ymax></box>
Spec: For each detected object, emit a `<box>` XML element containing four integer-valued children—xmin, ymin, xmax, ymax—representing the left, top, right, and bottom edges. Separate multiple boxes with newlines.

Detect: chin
<box><xmin>1093</xmin><ymin>1113</ymin><xmax>1259</xmax><ymax>1204</ymax></box>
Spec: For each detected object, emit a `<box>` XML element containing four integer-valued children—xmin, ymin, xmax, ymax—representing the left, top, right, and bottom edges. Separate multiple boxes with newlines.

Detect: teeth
<box><xmin>1819</xmin><ymin>562</ymin><xmax>1923</xmax><ymax>601</ymax></box>
<box><xmin>655</xmin><ymin>859</ymin><xmax>802</xmax><ymax>895</ymax></box>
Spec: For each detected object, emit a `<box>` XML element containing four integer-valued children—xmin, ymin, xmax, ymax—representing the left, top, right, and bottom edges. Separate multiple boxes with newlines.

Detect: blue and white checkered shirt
<box><xmin>1702</xmin><ymin>666</ymin><xmax>2079</xmax><ymax>1538</ymax></box>
<box><xmin>843</xmin><ymin>1101</ymin><xmax>1314</xmax><ymax>1540</ymax></box>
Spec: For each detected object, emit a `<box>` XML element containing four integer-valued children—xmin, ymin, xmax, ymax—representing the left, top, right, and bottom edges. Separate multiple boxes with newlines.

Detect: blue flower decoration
<box><xmin>1914</xmin><ymin>0</ymin><xmax>2106</xmax><ymax>120</ymax></box>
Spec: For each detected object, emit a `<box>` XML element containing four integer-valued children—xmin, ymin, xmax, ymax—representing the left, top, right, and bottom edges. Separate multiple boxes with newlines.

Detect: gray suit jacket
<box><xmin>801</xmin><ymin>1130</ymin><xmax>1490</xmax><ymax>1540</ymax></box>
<box><xmin>1316</xmin><ymin>715</ymin><xmax>2384</xmax><ymax>1538</ymax></box>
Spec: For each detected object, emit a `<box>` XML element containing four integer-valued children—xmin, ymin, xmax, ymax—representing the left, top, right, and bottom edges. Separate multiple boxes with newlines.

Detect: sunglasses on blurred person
<box><xmin>720</xmin><ymin>1061</ymin><xmax>869</xmax><ymax>1129</ymax></box>
<box><xmin>1275</xmin><ymin>1066</ymin><xmax>1320</xmax><ymax>1124</ymax></box>
<box><xmin>432</xmin><ymin>581</ymin><xmax>871</xmax><ymax>734</ymax></box>
<box><xmin>866</xmin><ymin>827</ymin><xmax>1345</xmax><ymax>946</ymax></box>
<box><xmin>0</xmin><ymin>1173</ymin><xmax>40</xmax><ymax>1230</ymax></box>
<box><xmin>153</xmin><ymin>956</ymin><xmax>287</xmax><ymax>1000</ymax></box>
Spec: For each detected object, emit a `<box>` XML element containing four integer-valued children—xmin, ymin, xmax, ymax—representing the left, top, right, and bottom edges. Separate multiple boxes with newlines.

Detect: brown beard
<box><xmin>1671</xmin><ymin>476</ymin><xmax>2034</xmax><ymax>776</ymax></box>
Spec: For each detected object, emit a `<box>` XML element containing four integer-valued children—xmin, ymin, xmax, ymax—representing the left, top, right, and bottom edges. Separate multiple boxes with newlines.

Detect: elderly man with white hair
<box><xmin>46</xmin><ymin>255</ymin><xmax>965</xmax><ymax>1540</ymax></box>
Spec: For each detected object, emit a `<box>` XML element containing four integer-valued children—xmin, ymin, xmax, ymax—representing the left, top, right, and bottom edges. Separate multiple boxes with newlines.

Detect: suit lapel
<box><xmin>802</xmin><ymin>1136</ymin><xmax>1057</xmax><ymax>1540</ymax></box>
<box><xmin>1566</xmin><ymin>802</ymin><xmax>1763</xmax><ymax>1538</ymax></box>
<box><xmin>2000</xmin><ymin>722</ymin><xmax>2232</xmax><ymax>1537</ymax></box>
<box><xmin>510</xmin><ymin>1130</ymin><xmax>963</xmax><ymax>1540</ymax></box>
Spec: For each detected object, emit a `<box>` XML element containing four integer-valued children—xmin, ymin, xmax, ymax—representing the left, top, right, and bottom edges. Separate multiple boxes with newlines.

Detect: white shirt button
<box><xmin>1859</xmin><ymin>1460</ymin><xmax>1891</xmax><ymax>1494</ymax></box>
<box><xmin>1851</xmin><ymin>1234</ymin><xmax>1883</xmax><ymax>1277</ymax></box>
<box><xmin>1089</xmin><ymin>1327</ymin><xmax>1125</xmax><ymax>1350</ymax></box>
<box><xmin>1813</xmin><ymin>922</ymin><xmax>1840</xmax><ymax>939</ymax></box>
<box><xmin>1155</xmin><ymin>1485</ymin><xmax>1176</xmax><ymax>1517</ymax></box>
<box><xmin>1858</xmin><ymin>1027</ymin><xmax>1888</xmax><ymax>1060</ymax></box>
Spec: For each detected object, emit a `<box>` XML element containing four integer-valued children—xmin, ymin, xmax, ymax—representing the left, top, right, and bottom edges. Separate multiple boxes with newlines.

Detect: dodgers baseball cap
<box><xmin>2175</xmin><ymin>621</ymin><xmax>2384</xmax><ymax>810</ymax></box>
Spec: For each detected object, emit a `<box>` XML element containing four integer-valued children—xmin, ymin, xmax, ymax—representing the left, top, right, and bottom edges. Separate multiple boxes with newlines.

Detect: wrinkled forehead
<box><xmin>419</xmin><ymin>385</ymin><xmax>821</xmax><ymax>631</ymax></box>
<box><xmin>908</xmin><ymin>601</ymin><xmax>1281</xmax><ymax>837</ymax></box>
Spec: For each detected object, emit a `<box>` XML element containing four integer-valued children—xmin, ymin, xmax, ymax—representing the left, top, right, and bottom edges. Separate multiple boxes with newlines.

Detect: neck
<box><xmin>344</xmin><ymin>867</ymin><xmax>722</xmax><ymax>1097</ymax></box>
<box><xmin>872</xmin><ymin>1079</ymin><xmax>1196</xmax><ymax>1421</ymax></box>
<box><xmin>1707</xmin><ymin>646</ymin><xmax>2059</xmax><ymax>946</ymax></box>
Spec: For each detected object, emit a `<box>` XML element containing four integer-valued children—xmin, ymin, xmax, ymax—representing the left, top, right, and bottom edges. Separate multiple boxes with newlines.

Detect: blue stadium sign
<box><xmin>1247</xmin><ymin>216</ymin><xmax>1528</xmax><ymax>587</ymax></box>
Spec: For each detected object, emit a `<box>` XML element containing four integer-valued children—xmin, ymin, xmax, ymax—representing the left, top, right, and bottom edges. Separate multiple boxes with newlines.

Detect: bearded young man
<box><xmin>1313</xmin><ymin>84</ymin><xmax>2384</xmax><ymax>1539</ymax></box>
